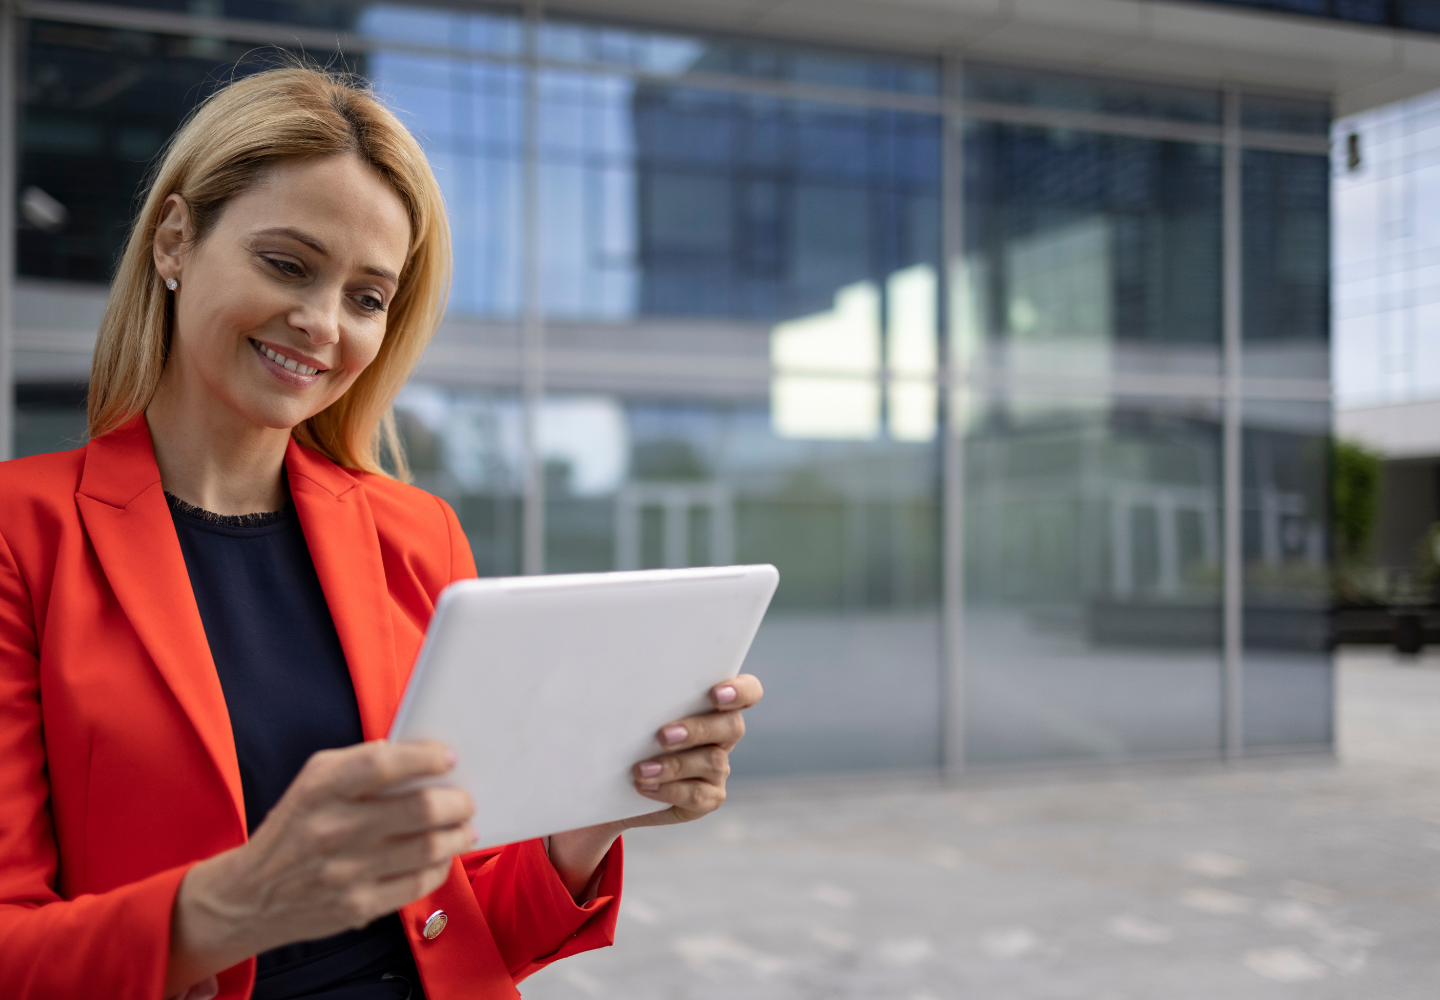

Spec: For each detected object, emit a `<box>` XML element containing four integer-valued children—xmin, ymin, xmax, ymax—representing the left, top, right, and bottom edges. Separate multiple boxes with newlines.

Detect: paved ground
<box><xmin>521</xmin><ymin>649</ymin><xmax>1440</xmax><ymax>999</ymax></box>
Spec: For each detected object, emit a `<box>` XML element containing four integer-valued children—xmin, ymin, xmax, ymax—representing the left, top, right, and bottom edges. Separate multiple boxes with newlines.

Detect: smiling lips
<box><xmin>251</xmin><ymin>339</ymin><xmax>324</xmax><ymax>376</ymax></box>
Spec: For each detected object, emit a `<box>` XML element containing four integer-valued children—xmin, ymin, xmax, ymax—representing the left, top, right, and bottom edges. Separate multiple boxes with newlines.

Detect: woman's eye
<box><xmin>266</xmin><ymin>257</ymin><xmax>303</xmax><ymax>277</ymax></box>
<box><xmin>355</xmin><ymin>294</ymin><xmax>385</xmax><ymax>313</ymax></box>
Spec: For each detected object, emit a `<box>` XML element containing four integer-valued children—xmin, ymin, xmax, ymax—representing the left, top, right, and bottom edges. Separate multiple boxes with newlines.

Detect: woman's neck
<box><xmin>145</xmin><ymin>370</ymin><xmax>292</xmax><ymax>516</ymax></box>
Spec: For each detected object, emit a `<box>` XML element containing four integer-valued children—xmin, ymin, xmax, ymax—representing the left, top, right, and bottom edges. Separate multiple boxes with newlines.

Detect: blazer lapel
<box><xmin>75</xmin><ymin>414</ymin><xmax>246</xmax><ymax>831</ymax></box>
<box><xmin>286</xmin><ymin>440</ymin><xmax>399</xmax><ymax>741</ymax></box>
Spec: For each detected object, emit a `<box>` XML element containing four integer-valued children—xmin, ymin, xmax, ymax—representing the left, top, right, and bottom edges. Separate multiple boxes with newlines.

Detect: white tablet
<box><xmin>387</xmin><ymin>564</ymin><xmax>779</xmax><ymax>850</ymax></box>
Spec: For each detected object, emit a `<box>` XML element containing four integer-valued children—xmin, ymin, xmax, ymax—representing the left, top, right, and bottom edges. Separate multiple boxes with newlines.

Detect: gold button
<box><xmin>422</xmin><ymin>910</ymin><xmax>447</xmax><ymax>940</ymax></box>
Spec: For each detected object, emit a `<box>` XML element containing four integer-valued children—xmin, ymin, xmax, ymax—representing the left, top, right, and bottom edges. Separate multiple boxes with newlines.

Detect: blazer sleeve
<box><xmin>432</xmin><ymin>496</ymin><xmax>625</xmax><ymax>981</ymax></box>
<box><xmin>0</xmin><ymin>527</ymin><xmax>194</xmax><ymax>1000</ymax></box>
<box><xmin>465</xmin><ymin>838</ymin><xmax>623</xmax><ymax>983</ymax></box>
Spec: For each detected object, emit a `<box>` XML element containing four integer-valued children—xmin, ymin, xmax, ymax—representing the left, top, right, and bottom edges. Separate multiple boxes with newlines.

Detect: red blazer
<box><xmin>0</xmin><ymin>414</ymin><xmax>622</xmax><ymax>1000</ymax></box>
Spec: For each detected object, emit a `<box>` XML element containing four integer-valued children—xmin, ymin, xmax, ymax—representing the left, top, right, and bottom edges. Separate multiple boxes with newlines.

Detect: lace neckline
<box><xmin>164</xmin><ymin>491</ymin><xmax>292</xmax><ymax>529</ymax></box>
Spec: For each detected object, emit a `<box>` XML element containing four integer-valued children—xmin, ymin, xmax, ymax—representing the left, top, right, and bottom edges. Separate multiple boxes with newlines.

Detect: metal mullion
<box><xmin>1222</xmin><ymin>86</ymin><xmax>1244</xmax><ymax>761</ymax></box>
<box><xmin>0</xmin><ymin>0</ymin><xmax>15</xmax><ymax>463</ymax></box>
<box><xmin>520</xmin><ymin>0</ymin><xmax>544</xmax><ymax>575</ymax></box>
<box><xmin>940</xmin><ymin>53</ymin><xmax>964</xmax><ymax>775</ymax></box>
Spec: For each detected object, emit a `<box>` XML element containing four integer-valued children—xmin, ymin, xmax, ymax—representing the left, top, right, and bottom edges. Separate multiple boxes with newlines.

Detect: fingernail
<box><xmin>715</xmin><ymin>685</ymin><xmax>738</xmax><ymax>705</ymax></box>
<box><xmin>467</xmin><ymin>826</ymin><xmax>478</xmax><ymax>845</ymax></box>
<box><xmin>638</xmin><ymin>781</ymin><xmax>660</xmax><ymax>792</ymax></box>
<box><xmin>445</xmin><ymin>749</ymin><xmax>458</xmax><ymax>767</ymax></box>
<box><xmin>639</xmin><ymin>761</ymin><xmax>663</xmax><ymax>777</ymax></box>
<box><xmin>662</xmin><ymin>725</ymin><xmax>688</xmax><ymax>745</ymax></box>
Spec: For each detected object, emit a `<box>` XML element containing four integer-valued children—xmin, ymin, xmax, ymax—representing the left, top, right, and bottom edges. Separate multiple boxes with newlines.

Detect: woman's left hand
<box><xmin>545</xmin><ymin>674</ymin><xmax>763</xmax><ymax>897</ymax></box>
<box><xmin>625</xmin><ymin>673</ymin><xmax>763</xmax><ymax>827</ymax></box>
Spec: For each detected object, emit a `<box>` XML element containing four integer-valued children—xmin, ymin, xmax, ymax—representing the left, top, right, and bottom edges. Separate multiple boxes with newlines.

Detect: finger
<box><xmin>311</xmin><ymin>740</ymin><xmax>455</xmax><ymax>799</ymax></box>
<box><xmin>635</xmin><ymin>745</ymin><xmax>729</xmax><ymax>789</ymax></box>
<box><xmin>291</xmin><ymin>786</ymin><xmax>473</xmax><ymax>861</ymax></box>
<box><xmin>657</xmin><ymin>710</ymin><xmax>745</xmax><ymax>752</ymax></box>
<box><xmin>711</xmin><ymin>674</ymin><xmax>763</xmax><ymax>711</ymax></box>
<box><xmin>636</xmin><ymin>776</ymin><xmax>725</xmax><ymax>815</ymax></box>
<box><xmin>369</xmin><ymin>858</ymin><xmax>455</xmax><ymax>915</ymax></box>
<box><xmin>369</xmin><ymin>823</ymin><xmax>477</xmax><ymax>880</ymax></box>
<box><xmin>352</xmin><ymin>785</ymin><xmax>476</xmax><ymax>841</ymax></box>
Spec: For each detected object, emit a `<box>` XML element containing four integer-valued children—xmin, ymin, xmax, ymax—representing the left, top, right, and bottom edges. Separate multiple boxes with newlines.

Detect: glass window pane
<box><xmin>537</xmin><ymin>73</ymin><xmax>942</xmax><ymax>323</ymax></box>
<box><xmin>372</xmin><ymin>50</ymin><xmax>525</xmax><ymax>318</ymax></box>
<box><xmin>959</xmin><ymin>122</ymin><xmax>1223</xmax><ymax>379</ymax></box>
<box><xmin>541</xmin><ymin>392</ymin><xmax>942</xmax><ymax>776</ymax></box>
<box><xmin>1402</xmin><ymin>0</ymin><xmax>1440</xmax><ymax>31</ymax></box>
<box><xmin>1199</xmin><ymin>0</ymin><xmax>1389</xmax><ymax>27</ymax></box>
<box><xmin>68</xmin><ymin>0</ymin><xmax>524</xmax><ymax>44</ymax></box>
<box><xmin>89</xmin><ymin>0</ymin><xmax>370</xmax><ymax>30</ymax></box>
<box><xmin>964</xmin><ymin>63</ymin><xmax>1222</xmax><ymax>125</ymax></box>
<box><xmin>963</xmin><ymin>392</ymin><xmax>1225</xmax><ymax>766</ymax></box>
<box><xmin>1241</xmin><ymin>92</ymin><xmax>1331</xmax><ymax>136</ymax></box>
<box><xmin>13</xmin><ymin>384</ymin><xmax>89</xmax><ymax>459</ymax></box>
<box><xmin>393</xmin><ymin>384</ymin><xmax>525</xmax><ymax>578</ymax></box>
<box><xmin>540</xmin><ymin>16</ymin><xmax>940</xmax><ymax>96</ymax></box>
<box><xmin>19</xmin><ymin>17</ymin><xmax>524</xmax><ymax>313</ymax></box>
<box><xmin>358</xmin><ymin>2</ymin><xmax>521</xmax><ymax>52</ymax></box>
<box><xmin>1243</xmin><ymin>399</ymin><xmax>1333</xmax><ymax>750</ymax></box>
<box><xmin>1243</xmin><ymin>150</ymin><xmax>1330</xmax><ymax>380</ymax></box>
<box><xmin>19</xmin><ymin>23</ymin><xmax>350</xmax><ymax>282</ymax></box>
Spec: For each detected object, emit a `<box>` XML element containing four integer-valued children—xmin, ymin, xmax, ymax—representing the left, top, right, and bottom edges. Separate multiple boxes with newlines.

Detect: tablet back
<box><xmin>388</xmin><ymin>564</ymin><xmax>779</xmax><ymax>849</ymax></box>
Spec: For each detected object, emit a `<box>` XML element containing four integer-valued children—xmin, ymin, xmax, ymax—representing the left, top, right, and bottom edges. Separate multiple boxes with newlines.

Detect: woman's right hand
<box><xmin>165</xmin><ymin>740</ymin><xmax>475</xmax><ymax>997</ymax></box>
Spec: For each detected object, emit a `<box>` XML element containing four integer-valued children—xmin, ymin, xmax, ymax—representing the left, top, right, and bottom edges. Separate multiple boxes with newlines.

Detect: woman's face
<box><xmin>153</xmin><ymin>154</ymin><xmax>412</xmax><ymax>432</ymax></box>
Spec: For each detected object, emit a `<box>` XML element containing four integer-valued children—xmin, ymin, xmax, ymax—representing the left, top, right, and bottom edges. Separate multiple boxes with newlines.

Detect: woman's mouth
<box><xmin>250</xmin><ymin>338</ymin><xmax>326</xmax><ymax>386</ymax></box>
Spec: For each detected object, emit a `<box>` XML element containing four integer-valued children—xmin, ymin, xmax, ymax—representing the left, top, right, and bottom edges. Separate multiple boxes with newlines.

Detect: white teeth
<box><xmin>255</xmin><ymin>341</ymin><xmax>318</xmax><ymax>376</ymax></box>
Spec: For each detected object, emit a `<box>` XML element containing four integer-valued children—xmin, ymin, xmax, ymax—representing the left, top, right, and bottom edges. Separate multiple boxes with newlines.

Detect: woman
<box><xmin>0</xmin><ymin>66</ymin><xmax>762</xmax><ymax>1000</ymax></box>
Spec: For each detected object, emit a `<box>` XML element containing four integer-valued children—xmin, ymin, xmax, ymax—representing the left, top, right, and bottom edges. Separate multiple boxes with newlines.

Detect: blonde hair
<box><xmin>88</xmin><ymin>64</ymin><xmax>450</xmax><ymax>479</ymax></box>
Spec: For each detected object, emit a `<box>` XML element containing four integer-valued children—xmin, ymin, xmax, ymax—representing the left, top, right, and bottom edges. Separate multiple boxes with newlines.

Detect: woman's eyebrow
<box><xmin>252</xmin><ymin>226</ymin><xmax>328</xmax><ymax>254</ymax></box>
<box><xmin>253</xmin><ymin>227</ymin><xmax>397</xmax><ymax>282</ymax></box>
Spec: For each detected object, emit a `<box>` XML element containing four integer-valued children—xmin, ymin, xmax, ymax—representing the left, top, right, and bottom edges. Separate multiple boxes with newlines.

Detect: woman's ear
<box><xmin>152</xmin><ymin>193</ymin><xmax>191</xmax><ymax>283</ymax></box>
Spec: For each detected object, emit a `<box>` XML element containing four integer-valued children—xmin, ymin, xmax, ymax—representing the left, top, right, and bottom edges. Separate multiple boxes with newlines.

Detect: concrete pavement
<box><xmin>520</xmin><ymin>649</ymin><xmax>1440</xmax><ymax>999</ymax></box>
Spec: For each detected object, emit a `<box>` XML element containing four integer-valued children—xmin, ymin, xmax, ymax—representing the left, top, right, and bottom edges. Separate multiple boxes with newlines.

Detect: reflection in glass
<box><xmin>770</xmin><ymin>282</ymin><xmax>881</xmax><ymax>440</ymax></box>
<box><xmin>371</xmin><ymin>47</ymin><xmax>525</xmax><ymax>318</ymax></box>
<box><xmin>1241</xmin><ymin>92</ymin><xmax>1331</xmax><ymax>136</ymax></box>
<box><xmin>965</xmin><ymin>63</ymin><xmax>1222</xmax><ymax>124</ymax></box>
<box><xmin>359</xmin><ymin>2</ymin><xmax>521</xmax><ymax>53</ymax></box>
<box><xmin>13</xmin><ymin>384</ymin><xmax>89</xmax><ymax>459</ymax></box>
<box><xmin>1243</xmin><ymin>399</ymin><xmax>1332</xmax><ymax>750</ymax></box>
<box><xmin>960</xmin><ymin>122</ymin><xmax>1223</xmax><ymax>378</ymax></box>
<box><xmin>393</xmin><ymin>384</ymin><xmax>525</xmax><ymax>578</ymax></box>
<box><xmin>963</xmin><ymin>393</ymin><xmax>1224</xmax><ymax>765</ymax></box>
<box><xmin>540</xmin><ymin>16</ymin><xmax>940</xmax><ymax>95</ymax></box>
<box><xmin>18</xmin><ymin>24</ymin><xmax>353</xmax><ymax>281</ymax></box>
<box><xmin>537</xmin><ymin>70</ymin><xmax>639</xmax><ymax>319</ymax></box>
<box><xmin>75</xmin><ymin>0</ymin><xmax>392</xmax><ymax>32</ymax></box>
<box><xmin>537</xmin><ymin>73</ymin><xmax>941</xmax><ymax>322</ymax></box>
<box><xmin>887</xmin><ymin>264</ymin><xmax>939</xmax><ymax>443</ymax></box>
<box><xmin>1243</xmin><ymin>150</ymin><xmax>1330</xmax><ymax>380</ymax></box>
<box><xmin>538</xmin><ymin>393</ymin><xmax>941</xmax><ymax>776</ymax></box>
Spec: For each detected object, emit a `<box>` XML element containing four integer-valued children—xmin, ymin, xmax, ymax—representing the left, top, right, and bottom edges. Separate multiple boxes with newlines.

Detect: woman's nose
<box><xmin>289</xmin><ymin>292</ymin><xmax>342</xmax><ymax>345</ymax></box>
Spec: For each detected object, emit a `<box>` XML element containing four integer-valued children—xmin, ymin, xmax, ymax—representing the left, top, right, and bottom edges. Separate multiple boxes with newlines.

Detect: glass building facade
<box><xmin>1202</xmin><ymin>0</ymin><xmax>1440</xmax><ymax>32</ymax></box>
<box><xmin>3</xmin><ymin>1</ymin><xmax>1335</xmax><ymax>774</ymax></box>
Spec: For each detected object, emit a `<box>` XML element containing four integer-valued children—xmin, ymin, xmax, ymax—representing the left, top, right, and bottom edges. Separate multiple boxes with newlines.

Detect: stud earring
<box><xmin>165</xmin><ymin>277</ymin><xmax>178</xmax><ymax>291</ymax></box>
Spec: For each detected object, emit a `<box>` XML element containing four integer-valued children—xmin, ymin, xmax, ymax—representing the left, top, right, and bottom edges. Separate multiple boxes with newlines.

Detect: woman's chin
<box><xmin>233</xmin><ymin>397</ymin><xmax>328</xmax><ymax>434</ymax></box>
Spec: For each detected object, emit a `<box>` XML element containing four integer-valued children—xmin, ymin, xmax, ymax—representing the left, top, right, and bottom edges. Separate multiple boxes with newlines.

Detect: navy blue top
<box><xmin>168</xmin><ymin>493</ymin><xmax>423</xmax><ymax>1000</ymax></box>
